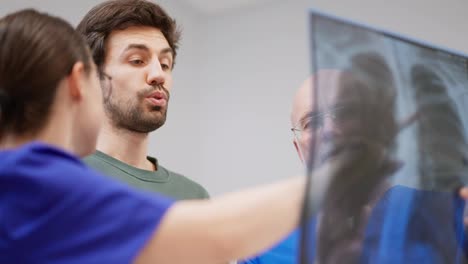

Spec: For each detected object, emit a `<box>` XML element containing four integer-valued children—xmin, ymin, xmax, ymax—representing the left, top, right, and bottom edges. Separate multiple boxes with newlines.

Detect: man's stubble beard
<box><xmin>103</xmin><ymin>87</ymin><xmax>170</xmax><ymax>134</ymax></box>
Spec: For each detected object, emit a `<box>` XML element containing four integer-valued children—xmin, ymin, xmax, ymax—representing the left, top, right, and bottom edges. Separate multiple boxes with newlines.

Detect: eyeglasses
<box><xmin>291</xmin><ymin>105</ymin><xmax>361</xmax><ymax>140</ymax></box>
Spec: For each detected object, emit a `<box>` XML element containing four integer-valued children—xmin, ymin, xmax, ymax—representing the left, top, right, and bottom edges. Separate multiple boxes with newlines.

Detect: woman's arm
<box><xmin>134</xmin><ymin>176</ymin><xmax>304</xmax><ymax>264</ymax></box>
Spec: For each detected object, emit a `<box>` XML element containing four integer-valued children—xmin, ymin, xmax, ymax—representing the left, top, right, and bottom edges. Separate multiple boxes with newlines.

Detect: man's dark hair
<box><xmin>76</xmin><ymin>0</ymin><xmax>181</xmax><ymax>73</ymax></box>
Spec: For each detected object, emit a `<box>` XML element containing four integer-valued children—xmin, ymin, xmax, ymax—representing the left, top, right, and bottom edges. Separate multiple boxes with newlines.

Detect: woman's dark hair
<box><xmin>0</xmin><ymin>9</ymin><xmax>93</xmax><ymax>138</ymax></box>
<box><xmin>76</xmin><ymin>0</ymin><xmax>181</xmax><ymax>73</ymax></box>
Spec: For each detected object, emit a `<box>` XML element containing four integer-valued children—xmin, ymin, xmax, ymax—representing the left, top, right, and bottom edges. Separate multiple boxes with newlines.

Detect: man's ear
<box><xmin>67</xmin><ymin>62</ymin><xmax>86</xmax><ymax>101</ymax></box>
<box><xmin>293</xmin><ymin>139</ymin><xmax>304</xmax><ymax>163</ymax></box>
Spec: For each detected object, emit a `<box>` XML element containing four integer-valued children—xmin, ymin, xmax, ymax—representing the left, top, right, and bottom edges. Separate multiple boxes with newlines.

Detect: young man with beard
<box><xmin>78</xmin><ymin>0</ymin><xmax>209</xmax><ymax>200</ymax></box>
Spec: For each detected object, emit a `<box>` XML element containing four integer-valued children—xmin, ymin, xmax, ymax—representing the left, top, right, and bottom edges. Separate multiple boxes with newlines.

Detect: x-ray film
<box><xmin>300</xmin><ymin>10</ymin><xmax>468</xmax><ymax>264</ymax></box>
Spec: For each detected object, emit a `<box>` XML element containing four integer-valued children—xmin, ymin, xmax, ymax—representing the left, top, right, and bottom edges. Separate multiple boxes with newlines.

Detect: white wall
<box><xmin>2</xmin><ymin>0</ymin><xmax>467</xmax><ymax>195</ymax></box>
<box><xmin>0</xmin><ymin>0</ymin><xmax>100</xmax><ymax>25</ymax></box>
<box><xmin>154</xmin><ymin>0</ymin><xmax>468</xmax><ymax>195</ymax></box>
<box><xmin>153</xmin><ymin>0</ymin><xmax>310</xmax><ymax>195</ymax></box>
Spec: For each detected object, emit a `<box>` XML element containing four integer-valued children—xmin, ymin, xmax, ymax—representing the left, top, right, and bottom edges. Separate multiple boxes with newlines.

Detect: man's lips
<box><xmin>146</xmin><ymin>90</ymin><xmax>168</xmax><ymax>107</ymax></box>
<box><xmin>147</xmin><ymin>90</ymin><xmax>168</xmax><ymax>101</ymax></box>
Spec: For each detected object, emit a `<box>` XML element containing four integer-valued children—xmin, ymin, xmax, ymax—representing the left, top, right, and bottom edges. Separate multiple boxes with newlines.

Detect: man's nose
<box><xmin>146</xmin><ymin>61</ymin><xmax>165</xmax><ymax>86</ymax></box>
<box><xmin>320</xmin><ymin>115</ymin><xmax>341</xmax><ymax>142</ymax></box>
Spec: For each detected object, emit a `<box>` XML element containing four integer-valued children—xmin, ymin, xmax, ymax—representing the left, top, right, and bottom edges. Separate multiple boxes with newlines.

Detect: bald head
<box><xmin>290</xmin><ymin>69</ymin><xmax>345</xmax><ymax>163</ymax></box>
<box><xmin>290</xmin><ymin>69</ymin><xmax>344</xmax><ymax>128</ymax></box>
<box><xmin>290</xmin><ymin>63</ymin><xmax>397</xmax><ymax>164</ymax></box>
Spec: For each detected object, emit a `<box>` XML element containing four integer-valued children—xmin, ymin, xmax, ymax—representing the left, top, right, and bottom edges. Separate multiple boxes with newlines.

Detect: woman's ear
<box><xmin>67</xmin><ymin>62</ymin><xmax>86</xmax><ymax>101</ymax></box>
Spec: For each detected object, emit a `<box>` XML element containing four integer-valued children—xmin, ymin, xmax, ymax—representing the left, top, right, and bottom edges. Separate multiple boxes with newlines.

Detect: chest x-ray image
<box><xmin>300</xmin><ymin>10</ymin><xmax>468</xmax><ymax>264</ymax></box>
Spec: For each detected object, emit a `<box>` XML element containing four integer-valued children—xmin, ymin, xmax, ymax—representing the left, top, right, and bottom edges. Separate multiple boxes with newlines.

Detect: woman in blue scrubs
<box><xmin>0</xmin><ymin>9</ymin><xmax>306</xmax><ymax>264</ymax></box>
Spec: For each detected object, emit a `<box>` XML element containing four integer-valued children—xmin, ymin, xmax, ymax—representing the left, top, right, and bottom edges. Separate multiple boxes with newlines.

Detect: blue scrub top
<box><xmin>0</xmin><ymin>142</ymin><xmax>174</xmax><ymax>264</ymax></box>
<box><xmin>243</xmin><ymin>185</ymin><xmax>467</xmax><ymax>264</ymax></box>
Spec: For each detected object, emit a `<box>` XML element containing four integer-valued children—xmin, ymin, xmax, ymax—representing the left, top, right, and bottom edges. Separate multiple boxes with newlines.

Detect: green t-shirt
<box><xmin>83</xmin><ymin>151</ymin><xmax>209</xmax><ymax>200</ymax></box>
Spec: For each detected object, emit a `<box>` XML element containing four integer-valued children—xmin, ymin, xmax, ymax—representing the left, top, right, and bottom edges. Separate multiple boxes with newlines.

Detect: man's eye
<box><xmin>303</xmin><ymin>117</ymin><xmax>321</xmax><ymax>130</ymax></box>
<box><xmin>130</xmin><ymin>59</ymin><xmax>144</xmax><ymax>66</ymax></box>
<box><xmin>161</xmin><ymin>63</ymin><xmax>171</xmax><ymax>70</ymax></box>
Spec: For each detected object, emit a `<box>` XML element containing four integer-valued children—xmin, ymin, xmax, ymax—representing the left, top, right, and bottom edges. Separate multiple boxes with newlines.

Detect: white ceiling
<box><xmin>180</xmin><ymin>0</ymin><xmax>276</xmax><ymax>15</ymax></box>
